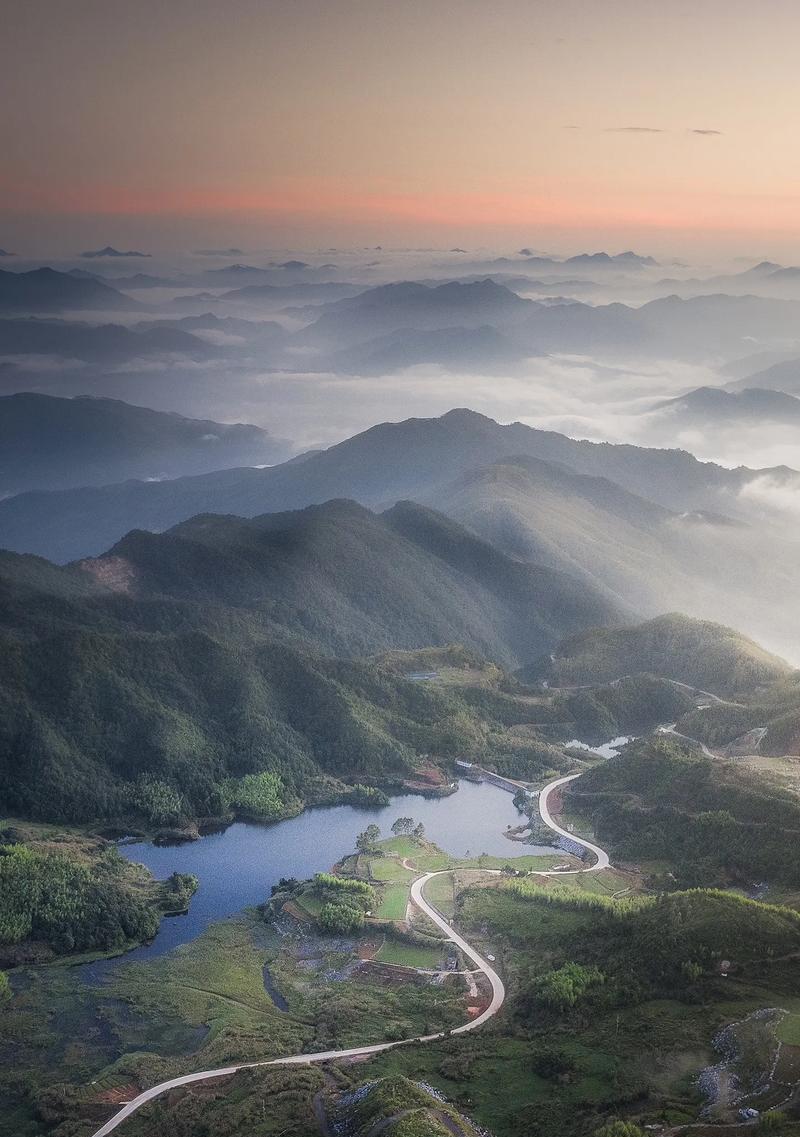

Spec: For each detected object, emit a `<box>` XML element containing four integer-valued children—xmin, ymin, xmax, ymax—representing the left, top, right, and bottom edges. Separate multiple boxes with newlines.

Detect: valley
<box><xmin>6</xmin><ymin>677</ymin><xmax>800</xmax><ymax>1137</ymax></box>
<box><xmin>3</xmin><ymin>255</ymin><xmax>800</xmax><ymax>1137</ymax></box>
<box><xmin>8</xmin><ymin>6</ymin><xmax>800</xmax><ymax>1135</ymax></box>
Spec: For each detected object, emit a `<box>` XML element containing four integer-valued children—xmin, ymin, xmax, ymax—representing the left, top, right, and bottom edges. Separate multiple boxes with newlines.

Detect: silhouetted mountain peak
<box><xmin>80</xmin><ymin>246</ymin><xmax>151</xmax><ymax>258</ymax></box>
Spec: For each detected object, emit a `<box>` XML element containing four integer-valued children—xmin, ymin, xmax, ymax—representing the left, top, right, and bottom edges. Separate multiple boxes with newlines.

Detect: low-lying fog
<box><xmin>4</xmin><ymin>245</ymin><xmax>800</xmax><ymax>469</ymax></box>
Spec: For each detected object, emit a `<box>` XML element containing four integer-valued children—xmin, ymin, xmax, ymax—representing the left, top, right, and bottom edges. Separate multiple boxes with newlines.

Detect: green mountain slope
<box><xmin>76</xmin><ymin>499</ymin><xmax>621</xmax><ymax>665</ymax></box>
<box><xmin>539</xmin><ymin>613</ymin><xmax>790</xmax><ymax>697</ymax></box>
<box><xmin>569</xmin><ymin>736</ymin><xmax>800</xmax><ymax>884</ymax></box>
<box><xmin>0</xmin><ymin>499</ymin><xmax>613</xmax><ymax>823</ymax></box>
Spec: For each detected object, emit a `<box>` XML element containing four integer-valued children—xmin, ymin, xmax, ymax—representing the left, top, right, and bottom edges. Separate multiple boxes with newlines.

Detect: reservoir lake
<box><xmin>111</xmin><ymin>779</ymin><xmax>552</xmax><ymax>964</ymax></box>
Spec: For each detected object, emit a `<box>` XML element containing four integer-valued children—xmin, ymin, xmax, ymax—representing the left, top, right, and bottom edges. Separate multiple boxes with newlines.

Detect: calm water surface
<box><xmin>565</xmin><ymin>735</ymin><xmax>634</xmax><ymax>759</ymax></box>
<box><xmin>108</xmin><ymin>779</ymin><xmax>551</xmax><ymax>966</ymax></box>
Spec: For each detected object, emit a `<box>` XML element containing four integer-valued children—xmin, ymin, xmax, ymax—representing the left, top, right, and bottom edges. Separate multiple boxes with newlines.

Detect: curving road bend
<box><xmin>90</xmin><ymin>773</ymin><xmax>608</xmax><ymax>1137</ymax></box>
<box><xmin>536</xmin><ymin>773</ymin><xmax>610</xmax><ymax>874</ymax></box>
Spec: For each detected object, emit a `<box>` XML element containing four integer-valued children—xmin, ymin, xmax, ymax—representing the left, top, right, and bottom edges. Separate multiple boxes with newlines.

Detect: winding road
<box><xmin>90</xmin><ymin>773</ymin><xmax>608</xmax><ymax>1137</ymax></box>
<box><xmin>548</xmin><ymin>675</ymin><xmax>743</xmax><ymax>709</ymax></box>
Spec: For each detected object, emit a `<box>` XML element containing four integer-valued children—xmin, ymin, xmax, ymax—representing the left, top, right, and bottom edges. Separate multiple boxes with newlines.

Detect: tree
<box><xmin>594</xmin><ymin>1123</ymin><xmax>645</xmax><ymax>1137</ymax></box>
<box><xmin>129</xmin><ymin>777</ymin><xmax>184</xmax><ymax>826</ymax></box>
<box><xmin>391</xmin><ymin>817</ymin><xmax>415</xmax><ymax>836</ymax></box>
<box><xmin>356</xmin><ymin>824</ymin><xmax>381</xmax><ymax>854</ymax></box>
<box><xmin>413</xmin><ymin>822</ymin><xmax>426</xmax><ymax>840</ymax></box>
<box><xmin>537</xmin><ymin>962</ymin><xmax>605</xmax><ymax>1011</ymax></box>
<box><xmin>318</xmin><ymin>901</ymin><xmax>364</xmax><ymax>934</ymax></box>
<box><xmin>226</xmin><ymin>771</ymin><xmax>285</xmax><ymax>819</ymax></box>
<box><xmin>0</xmin><ymin>970</ymin><xmax>9</xmax><ymax>1001</ymax></box>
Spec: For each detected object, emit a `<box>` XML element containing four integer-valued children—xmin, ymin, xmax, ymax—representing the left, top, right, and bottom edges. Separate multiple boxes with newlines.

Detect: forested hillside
<box><xmin>1</xmin><ymin>500</ymin><xmax>605</xmax><ymax>824</ymax></box>
<box><xmin>87</xmin><ymin>498</ymin><xmax>620</xmax><ymax>664</ymax></box>
<box><xmin>568</xmin><ymin>736</ymin><xmax>800</xmax><ymax>884</ymax></box>
<box><xmin>675</xmin><ymin>671</ymin><xmax>800</xmax><ymax>755</ymax></box>
<box><xmin>537</xmin><ymin>613</ymin><xmax>790</xmax><ymax>696</ymax></box>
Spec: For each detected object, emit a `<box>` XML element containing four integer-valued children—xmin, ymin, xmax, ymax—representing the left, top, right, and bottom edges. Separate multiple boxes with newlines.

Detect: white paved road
<box><xmin>536</xmin><ymin>773</ymin><xmax>610</xmax><ymax>874</ymax></box>
<box><xmin>90</xmin><ymin>774</ymin><xmax>608</xmax><ymax>1136</ymax></box>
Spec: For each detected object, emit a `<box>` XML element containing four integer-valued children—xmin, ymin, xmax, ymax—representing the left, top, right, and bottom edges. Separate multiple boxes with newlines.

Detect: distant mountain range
<box><xmin>564</xmin><ymin>251</ymin><xmax>659</xmax><ymax>268</ymax></box>
<box><xmin>5</xmin><ymin>265</ymin><xmax>800</xmax><ymax>375</ymax></box>
<box><xmin>657</xmin><ymin>385</ymin><xmax>800</xmax><ymax>423</ymax></box>
<box><xmin>80</xmin><ymin>247</ymin><xmax>151</xmax><ymax>259</ymax></box>
<box><xmin>0</xmin><ymin>406</ymin><xmax>787</xmax><ymax>557</ymax></box>
<box><xmin>0</xmin><ymin>267</ymin><xmax>140</xmax><ymax>312</ymax></box>
<box><xmin>290</xmin><ymin>285</ymin><xmax>800</xmax><ymax>366</ymax></box>
<box><xmin>0</xmin><ymin>317</ymin><xmax>215</xmax><ymax>363</ymax></box>
<box><xmin>0</xmin><ymin>393</ymin><xmax>292</xmax><ymax>496</ymax></box>
<box><xmin>726</xmin><ymin>358</ymin><xmax>800</xmax><ymax>395</ymax></box>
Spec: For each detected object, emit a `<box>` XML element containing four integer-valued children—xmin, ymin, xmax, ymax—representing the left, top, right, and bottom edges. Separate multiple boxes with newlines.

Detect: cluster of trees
<box><xmin>390</xmin><ymin>817</ymin><xmax>426</xmax><ymax>839</ymax></box>
<box><xmin>349</xmin><ymin>784</ymin><xmax>390</xmax><ymax>807</ymax></box>
<box><xmin>128</xmin><ymin>776</ymin><xmax>185</xmax><ymax>826</ymax></box>
<box><xmin>595</xmin><ymin>1124</ymin><xmax>646</xmax><ymax>1137</ymax></box>
<box><xmin>318</xmin><ymin>902</ymin><xmax>365</xmax><ymax>934</ymax></box>
<box><xmin>535</xmin><ymin>961</ymin><xmax>605</xmax><ymax>1012</ymax></box>
<box><xmin>356</xmin><ymin>824</ymin><xmax>382</xmax><ymax>854</ymax></box>
<box><xmin>0</xmin><ymin>843</ymin><xmax>160</xmax><ymax>954</ymax></box>
<box><xmin>313</xmin><ymin>872</ymin><xmax>376</xmax><ymax>935</ymax></box>
<box><xmin>224</xmin><ymin>771</ymin><xmax>292</xmax><ymax>820</ymax></box>
<box><xmin>159</xmin><ymin>871</ymin><xmax>199</xmax><ymax>913</ymax></box>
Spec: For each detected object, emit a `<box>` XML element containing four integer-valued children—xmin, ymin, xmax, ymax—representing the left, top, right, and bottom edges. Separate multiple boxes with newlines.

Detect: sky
<box><xmin>3</xmin><ymin>0</ymin><xmax>800</xmax><ymax>256</ymax></box>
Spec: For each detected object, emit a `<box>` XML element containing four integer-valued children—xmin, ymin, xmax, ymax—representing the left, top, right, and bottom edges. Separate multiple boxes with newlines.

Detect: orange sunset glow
<box><xmin>4</xmin><ymin>0</ymin><xmax>800</xmax><ymax>255</ymax></box>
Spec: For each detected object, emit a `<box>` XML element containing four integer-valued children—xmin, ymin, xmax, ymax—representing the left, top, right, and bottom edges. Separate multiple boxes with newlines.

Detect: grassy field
<box><xmin>374</xmin><ymin>939</ymin><xmax>446</xmax><ymax>969</ymax></box>
<box><xmin>375</xmin><ymin>882</ymin><xmax>410</xmax><ymax>921</ymax></box>
<box><xmin>376</xmin><ymin>835</ymin><xmax>564</xmax><ymax>875</ymax></box>
<box><xmin>777</xmin><ymin>1012</ymin><xmax>800</xmax><ymax>1045</ymax></box>
<box><xmin>369</xmin><ymin>855</ymin><xmax>417</xmax><ymax>882</ymax></box>
<box><xmin>423</xmin><ymin>872</ymin><xmax>456</xmax><ymax>919</ymax></box>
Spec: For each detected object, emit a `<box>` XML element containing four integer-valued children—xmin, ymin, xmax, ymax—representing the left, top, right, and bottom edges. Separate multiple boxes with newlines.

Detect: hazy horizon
<box><xmin>5</xmin><ymin>0</ymin><xmax>800</xmax><ymax>257</ymax></box>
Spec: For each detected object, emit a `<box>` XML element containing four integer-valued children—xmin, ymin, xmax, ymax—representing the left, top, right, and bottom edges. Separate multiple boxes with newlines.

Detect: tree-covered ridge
<box><xmin>94</xmin><ymin>497</ymin><xmax>620</xmax><ymax>665</ymax></box>
<box><xmin>0</xmin><ymin>600</ymin><xmax>579</xmax><ymax>825</ymax></box>
<box><xmin>675</xmin><ymin>670</ymin><xmax>800</xmax><ymax>756</ymax></box>
<box><xmin>568</xmin><ymin>737</ymin><xmax>800</xmax><ymax>885</ymax></box>
<box><xmin>536</xmin><ymin>613</ymin><xmax>791</xmax><ymax>697</ymax></box>
<box><xmin>0</xmin><ymin>498</ymin><xmax>617</xmax><ymax>826</ymax></box>
<box><xmin>460</xmin><ymin>882</ymin><xmax>800</xmax><ymax>1012</ymax></box>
